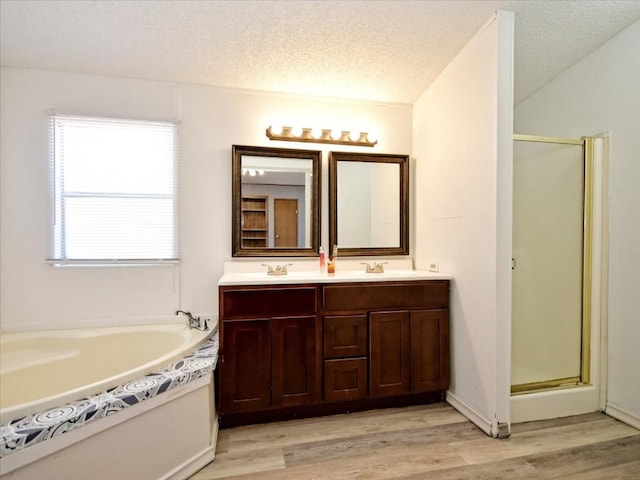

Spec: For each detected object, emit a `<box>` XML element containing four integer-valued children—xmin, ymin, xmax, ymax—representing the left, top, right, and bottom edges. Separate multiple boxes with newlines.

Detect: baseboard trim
<box><xmin>605</xmin><ymin>403</ymin><xmax>640</xmax><ymax>430</ymax></box>
<box><xmin>446</xmin><ymin>391</ymin><xmax>492</xmax><ymax>436</ymax></box>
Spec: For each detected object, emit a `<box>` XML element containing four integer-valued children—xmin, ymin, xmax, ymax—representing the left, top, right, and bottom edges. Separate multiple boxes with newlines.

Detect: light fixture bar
<box><xmin>266</xmin><ymin>126</ymin><xmax>377</xmax><ymax>147</ymax></box>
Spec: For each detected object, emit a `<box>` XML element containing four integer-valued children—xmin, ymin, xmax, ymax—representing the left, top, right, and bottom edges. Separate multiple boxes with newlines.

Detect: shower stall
<box><xmin>510</xmin><ymin>134</ymin><xmax>606</xmax><ymax>422</ymax></box>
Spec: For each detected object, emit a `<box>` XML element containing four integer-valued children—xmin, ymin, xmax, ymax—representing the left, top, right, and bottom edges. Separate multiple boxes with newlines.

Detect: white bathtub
<box><xmin>0</xmin><ymin>322</ymin><xmax>211</xmax><ymax>424</ymax></box>
<box><xmin>0</xmin><ymin>320</ymin><xmax>219</xmax><ymax>480</ymax></box>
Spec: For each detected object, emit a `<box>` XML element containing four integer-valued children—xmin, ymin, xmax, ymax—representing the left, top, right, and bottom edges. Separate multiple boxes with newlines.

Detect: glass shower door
<box><xmin>511</xmin><ymin>136</ymin><xmax>589</xmax><ymax>392</ymax></box>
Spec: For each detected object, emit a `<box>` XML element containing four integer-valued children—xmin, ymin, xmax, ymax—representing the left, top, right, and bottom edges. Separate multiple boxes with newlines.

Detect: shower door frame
<box><xmin>511</xmin><ymin>134</ymin><xmax>594</xmax><ymax>394</ymax></box>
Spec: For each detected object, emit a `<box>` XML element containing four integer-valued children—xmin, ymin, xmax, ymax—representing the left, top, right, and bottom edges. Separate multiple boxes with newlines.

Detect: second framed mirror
<box><xmin>329</xmin><ymin>151</ymin><xmax>409</xmax><ymax>256</ymax></box>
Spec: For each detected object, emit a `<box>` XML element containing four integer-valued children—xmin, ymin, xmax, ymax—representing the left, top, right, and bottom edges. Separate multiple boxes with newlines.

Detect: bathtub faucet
<box><xmin>176</xmin><ymin>310</ymin><xmax>209</xmax><ymax>331</ymax></box>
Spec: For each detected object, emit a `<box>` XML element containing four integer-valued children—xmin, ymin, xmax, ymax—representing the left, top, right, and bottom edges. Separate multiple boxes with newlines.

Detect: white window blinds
<box><xmin>48</xmin><ymin>115</ymin><xmax>179</xmax><ymax>265</ymax></box>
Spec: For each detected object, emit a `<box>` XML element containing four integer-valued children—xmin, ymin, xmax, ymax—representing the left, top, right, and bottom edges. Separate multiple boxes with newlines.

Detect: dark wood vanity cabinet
<box><xmin>218</xmin><ymin>279</ymin><xmax>449</xmax><ymax>426</ymax></box>
<box><xmin>323</xmin><ymin>280</ymin><xmax>450</xmax><ymax>400</ymax></box>
<box><xmin>219</xmin><ymin>285</ymin><xmax>319</xmax><ymax>415</ymax></box>
<box><xmin>369</xmin><ymin>308</ymin><xmax>449</xmax><ymax>397</ymax></box>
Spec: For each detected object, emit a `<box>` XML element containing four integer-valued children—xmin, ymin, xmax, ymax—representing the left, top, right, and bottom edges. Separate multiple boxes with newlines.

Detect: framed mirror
<box><xmin>329</xmin><ymin>151</ymin><xmax>409</xmax><ymax>256</ymax></box>
<box><xmin>232</xmin><ymin>145</ymin><xmax>321</xmax><ymax>257</ymax></box>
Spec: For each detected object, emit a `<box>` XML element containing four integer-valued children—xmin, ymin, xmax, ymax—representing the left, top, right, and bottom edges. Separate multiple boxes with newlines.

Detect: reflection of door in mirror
<box><xmin>274</xmin><ymin>198</ymin><xmax>298</xmax><ymax>247</ymax></box>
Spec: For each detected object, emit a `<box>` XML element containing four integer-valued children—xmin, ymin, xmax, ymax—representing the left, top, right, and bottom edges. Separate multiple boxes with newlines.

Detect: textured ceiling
<box><xmin>1</xmin><ymin>0</ymin><xmax>640</xmax><ymax>104</ymax></box>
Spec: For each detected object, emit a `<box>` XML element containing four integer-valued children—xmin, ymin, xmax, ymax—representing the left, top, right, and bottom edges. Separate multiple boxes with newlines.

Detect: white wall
<box><xmin>0</xmin><ymin>68</ymin><xmax>412</xmax><ymax>329</ymax></box>
<box><xmin>413</xmin><ymin>11</ymin><xmax>514</xmax><ymax>436</ymax></box>
<box><xmin>515</xmin><ymin>19</ymin><xmax>640</xmax><ymax>427</ymax></box>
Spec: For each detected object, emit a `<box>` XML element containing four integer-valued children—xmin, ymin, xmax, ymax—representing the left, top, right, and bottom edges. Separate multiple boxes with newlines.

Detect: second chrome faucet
<box><xmin>362</xmin><ymin>262</ymin><xmax>388</xmax><ymax>273</ymax></box>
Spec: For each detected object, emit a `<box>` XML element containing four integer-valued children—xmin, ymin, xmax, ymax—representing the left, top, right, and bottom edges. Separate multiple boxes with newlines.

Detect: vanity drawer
<box><xmin>324</xmin><ymin>315</ymin><xmax>368</xmax><ymax>359</ymax></box>
<box><xmin>322</xmin><ymin>281</ymin><xmax>449</xmax><ymax>312</ymax></box>
<box><xmin>220</xmin><ymin>286</ymin><xmax>317</xmax><ymax>318</ymax></box>
<box><xmin>324</xmin><ymin>358</ymin><xmax>368</xmax><ymax>402</ymax></box>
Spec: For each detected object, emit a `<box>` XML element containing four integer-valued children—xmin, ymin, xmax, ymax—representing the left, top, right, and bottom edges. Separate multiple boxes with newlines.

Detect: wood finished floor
<box><xmin>189</xmin><ymin>403</ymin><xmax>640</xmax><ymax>480</ymax></box>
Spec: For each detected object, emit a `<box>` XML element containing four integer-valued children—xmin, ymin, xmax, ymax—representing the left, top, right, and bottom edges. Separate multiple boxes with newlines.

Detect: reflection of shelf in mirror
<box><xmin>242</xmin><ymin>239</ymin><xmax>267</xmax><ymax>248</ymax></box>
<box><xmin>241</xmin><ymin>195</ymin><xmax>268</xmax><ymax>248</ymax></box>
<box><xmin>243</xmin><ymin>219</ymin><xmax>267</xmax><ymax>227</ymax></box>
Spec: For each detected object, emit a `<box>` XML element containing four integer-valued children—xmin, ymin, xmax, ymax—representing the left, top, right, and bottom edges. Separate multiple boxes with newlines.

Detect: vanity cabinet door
<box><xmin>369</xmin><ymin>311</ymin><xmax>411</xmax><ymax>397</ymax></box>
<box><xmin>369</xmin><ymin>308</ymin><xmax>450</xmax><ymax>397</ymax></box>
<box><xmin>411</xmin><ymin>309</ymin><xmax>450</xmax><ymax>392</ymax></box>
<box><xmin>271</xmin><ymin>316</ymin><xmax>319</xmax><ymax>407</ymax></box>
<box><xmin>220</xmin><ymin>319</ymin><xmax>271</xmax><ymax>413</ymax></box>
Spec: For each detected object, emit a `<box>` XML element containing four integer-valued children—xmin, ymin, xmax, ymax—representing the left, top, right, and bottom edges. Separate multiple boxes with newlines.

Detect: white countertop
<box><xmin>218</xmin><ymin>258</ymin><xmax>451</xmax><ymax>286</ymax></box>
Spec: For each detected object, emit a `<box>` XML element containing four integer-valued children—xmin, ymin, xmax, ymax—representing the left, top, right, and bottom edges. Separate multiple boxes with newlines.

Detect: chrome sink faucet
<box><xmin>262</xmin><ymin>263</ymin><xmax>293</xmax><ymax>276</ymax></box>
<box><xmin>362</xmin><ymin>262</ymin><xmax>388</xmax><ymax>273</ymax></box>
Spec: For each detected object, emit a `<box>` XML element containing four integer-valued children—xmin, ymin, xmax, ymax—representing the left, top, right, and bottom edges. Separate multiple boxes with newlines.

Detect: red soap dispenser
<box><xmin>319</xmin><ymin>246</ymin><xmax>326</xmax><ymax>273</ymax></box>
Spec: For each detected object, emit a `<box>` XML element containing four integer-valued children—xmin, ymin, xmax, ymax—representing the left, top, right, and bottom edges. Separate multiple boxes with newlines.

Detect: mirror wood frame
<box><xmin>232</xmin><ymin>145</ymin><xmax>321</xmax><ymax>257</ymax></box>
<box><xmin>329</xmin><ymin>151</ymin><xmax>409</xmax><ymax>257</ymax></box>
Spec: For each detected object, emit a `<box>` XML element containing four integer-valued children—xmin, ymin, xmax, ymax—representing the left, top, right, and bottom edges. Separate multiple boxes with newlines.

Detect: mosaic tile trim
<box><xmin>0</xmin><ymin>327</ymin><xmax>218</xmax><ymax>458</ymax></box>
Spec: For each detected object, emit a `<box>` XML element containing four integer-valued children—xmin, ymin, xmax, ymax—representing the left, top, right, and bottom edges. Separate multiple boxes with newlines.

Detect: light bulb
<box><xmin>291</xmin><ymin>125</ymin><xmax>303</xmax><ymax>137</ymax></box>
<box><xmin>249</xmin><ymin>169</ymin><xmax>256</xmax><ymax>176</ymax></box>
<box><xmin>349</xmin><ymin>130</ymin><xmax>360</xmax><ymax>142</ymax></box>
<box><xmin>270</xmin><ymin>125</ymin><xmax>283</xmax><ymax>135</ymax></box>
<box><xmin>366</xmin><ymin>131</ymin><xmax>377</xmax><ymax>143</ymax></box>
<box><xmin>311</xmin><ymin>127</ymin><xmax>323</xmax><ymax>139</ymax></box>
<box><xmin>331</xmin><ymin>129</ymin><xmax>342</xmax><ymax>140</ymax></box>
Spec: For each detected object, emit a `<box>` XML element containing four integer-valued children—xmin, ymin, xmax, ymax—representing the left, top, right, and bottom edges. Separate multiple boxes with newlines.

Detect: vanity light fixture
<box><xmin>266</xmin><ymin>125</ymin><xmax>377</xmax><ymax>147</ymax></box>
<box><xmin>241</xmin><ymin>168</ymin><xmax>265</xmax><ymax>176</ymax></box>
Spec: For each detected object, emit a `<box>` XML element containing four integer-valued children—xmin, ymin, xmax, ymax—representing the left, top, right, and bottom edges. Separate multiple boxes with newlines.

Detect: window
<box><xmin>49</xmin><ymin>115</ymin><xmax>178</xmax><ymax>265</ymax></box>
